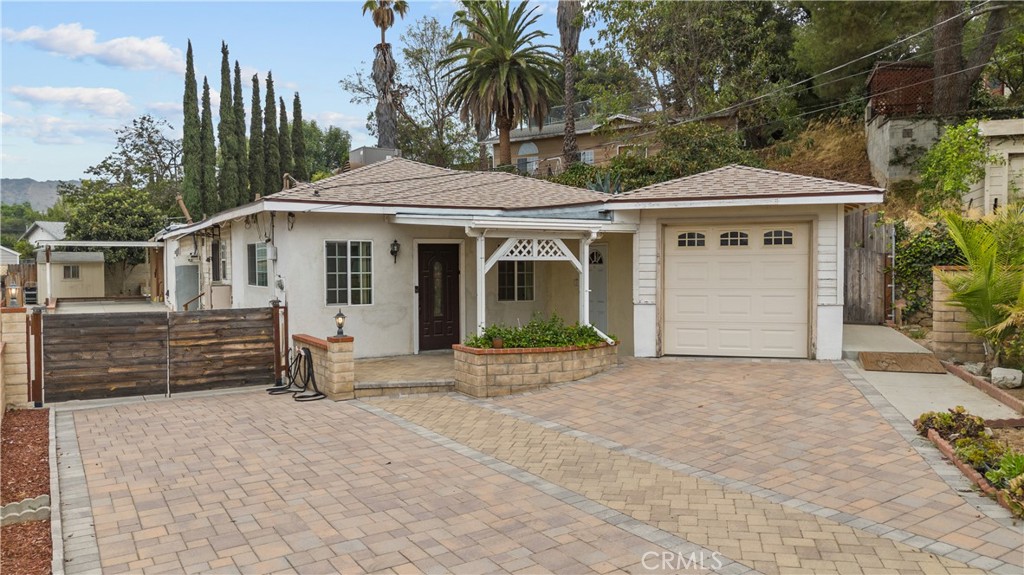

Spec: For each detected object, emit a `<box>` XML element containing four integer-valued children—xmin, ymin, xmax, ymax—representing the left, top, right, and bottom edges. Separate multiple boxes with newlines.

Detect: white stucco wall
<box><xmin>865</xmin><ymin>114</ymin><xmax>941</xmax><ymax>187</ymax></box>
<box><xmin>627</xmin><ymin>203</ymin><xmax>845</xmax><ymax>360</ymax></box>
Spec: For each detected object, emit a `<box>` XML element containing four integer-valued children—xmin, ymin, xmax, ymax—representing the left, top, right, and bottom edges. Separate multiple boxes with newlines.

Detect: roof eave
<box><xmin>606</xmin><ymin>192</ymin><xmax>884</xmax><ymax>210</ymax></box>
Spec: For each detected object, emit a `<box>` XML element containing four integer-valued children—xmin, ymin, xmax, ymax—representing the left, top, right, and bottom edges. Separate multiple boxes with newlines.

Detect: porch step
<box><xmin>354</xmin><ymin>380</ymin><xmax>455</xmax><ymax>399</ymax></box>
<box><xmin>841</xmin><ymin>324</ymin><xmax>931</xmax><ymax>360</ymax></box>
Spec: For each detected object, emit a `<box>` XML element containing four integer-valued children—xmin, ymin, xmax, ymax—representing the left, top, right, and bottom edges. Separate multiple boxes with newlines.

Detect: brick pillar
<box><xmin>931</xmin><ymin>269</ymin><xmax>987</xmax><ymax>363</ymax></box>
<box><xmin>324</xmin><ymin>336</ymin><xmax>355</xmax><ymax>401</ymax></box>
<box><xmin>0</xmin><ymin>308</ymin><xmax>29</xmax><ymax>408</ymax></box>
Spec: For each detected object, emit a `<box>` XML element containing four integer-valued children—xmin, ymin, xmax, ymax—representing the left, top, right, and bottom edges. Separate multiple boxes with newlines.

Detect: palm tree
<box><xmin>445</xmin><ymin>1</ymin><xmax>561</xmax><ymax>168</ymax></box>
<box><xmin>557</xmin><ymin>0</ymin><xmax>583</xmax><ymax>168</ymax></box>
<box><xmin>362</xmin><ymin>0</ymin><xmax>410</xmax><ymax>149</ymax></box>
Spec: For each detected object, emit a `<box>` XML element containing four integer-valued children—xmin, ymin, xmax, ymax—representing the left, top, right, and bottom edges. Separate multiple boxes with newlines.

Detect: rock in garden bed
<box><xmin>1</xmin><ymin>409</ymin><xmax>51</xmax><ymax>575</ymax></box>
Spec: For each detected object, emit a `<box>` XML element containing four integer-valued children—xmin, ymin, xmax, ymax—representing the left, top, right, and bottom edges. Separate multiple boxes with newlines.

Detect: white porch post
<box><xmin>579</xmin><ymin>237</ymin><xmax>590</xmax><ymax>326</ymax></box>
<box><xmin>476</xmin><ymin>234</ymin><xmax>486</xmax><ymax>335</ymax></box>
<box><xmin>45</xmin><ymin>247</ymin><xmax>52</xmax><ymax>305</ymax></box>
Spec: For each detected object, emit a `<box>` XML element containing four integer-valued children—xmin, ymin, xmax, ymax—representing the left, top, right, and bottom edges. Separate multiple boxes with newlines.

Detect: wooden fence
<box><xmin>844</xmin><ymin>210</ymin><xmax>893</xmax><ymax>325</ymax></box>
<box><xmin>40</xmin><ymin>307</ymin><xmax>281</xmax><ymax>402</ymax></box>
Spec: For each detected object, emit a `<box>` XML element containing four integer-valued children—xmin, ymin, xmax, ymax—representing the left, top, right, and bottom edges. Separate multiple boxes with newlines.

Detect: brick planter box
<box><xmin>452</xmin><ymin>342</ymin><xmax>618</xmax><ymax>398</ymax></box>
<box><xmin>925</xmin><ymin>428</ymin><xmax>1017</xmax><ymax>515</ymax></box>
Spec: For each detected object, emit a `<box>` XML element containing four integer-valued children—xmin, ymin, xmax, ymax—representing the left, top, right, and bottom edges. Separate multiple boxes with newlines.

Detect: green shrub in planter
<box><xmin>985</xmin><ymin>451</ymin><xmax>1024</xmax><ymax>488</ymax></box>
<box><xmin>1006</xmin><ymin>475</ymin><xmax>1024</xmax><ymax>517</ymax></box>
<box><xmin>915</xmin><ymin>406</ymin><xmax>986</xmax><ymax>440</ymax></box>
<box><xmin>954</xmin><ymin>437</ymin><xmax>1006</xmax><ymax>471</ymax></box>
<box><xmin>464</xmin><ymin>314</ymin><xmax>610</xmax><ymax>349</ymax></box>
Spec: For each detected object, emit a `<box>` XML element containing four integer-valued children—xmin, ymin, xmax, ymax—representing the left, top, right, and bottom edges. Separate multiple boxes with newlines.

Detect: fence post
<box><xmin>270</xmin><ymin>299</ymin><xmax>283</xmax><ymax>386</ymax></box>
<box><xmin>29</xmin><ymin>307</ymin><xmax>42</xmax><ymax>406</ymax></box>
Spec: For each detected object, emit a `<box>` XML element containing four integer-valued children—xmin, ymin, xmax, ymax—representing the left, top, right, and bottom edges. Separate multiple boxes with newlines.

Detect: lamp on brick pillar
<box><xmin>334</xmin><ymin>310</ymin><xmax>346</xmax><ymax>336</ymax></box>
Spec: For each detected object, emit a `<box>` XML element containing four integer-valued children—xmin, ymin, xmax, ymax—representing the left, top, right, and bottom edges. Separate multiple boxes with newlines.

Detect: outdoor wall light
<box><xmin>334</xmin><ymin>310</ymin><xmax>347</xmax><ymax>336</ymax></box>
<box><xmin>390</xmin><ymin>239</ymin><xmax>401</xmax><ymax>263</ymax></box>
<box><xmin>6</xmin><ymin>282</ymin><xmax>20</xmax><ymax>308</ymax></box>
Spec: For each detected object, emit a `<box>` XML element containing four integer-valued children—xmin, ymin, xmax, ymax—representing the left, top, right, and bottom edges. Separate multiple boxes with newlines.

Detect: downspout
<box><xmin>580</xmin><ymin>231</ymin><xmax>615</xmax><ymax>345</ymax></box>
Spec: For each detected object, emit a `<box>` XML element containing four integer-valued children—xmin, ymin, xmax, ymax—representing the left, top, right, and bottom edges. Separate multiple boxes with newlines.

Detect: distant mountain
<box><xmin>0</xmin><ymin>178</ymin><xmax>71</xmax><ymax>212</ymax></box>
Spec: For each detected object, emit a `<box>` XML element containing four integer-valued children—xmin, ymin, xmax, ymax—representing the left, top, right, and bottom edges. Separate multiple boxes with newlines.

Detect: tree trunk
<box><xmin>933</xmin><ymin>1</ymin><xmax>1009</xmax><ymax>116</ymax></box>
<box><xmin>562</xmin><ymin>50</ymin><xmax>578</xmax><ymax>167</ymax></box>
<box><xmin>373</xmin><ymin>43</ymin><xmax>398</xmax><ymax>149</ymax></box>
<box><xmin>496</xmin><ymin>113</ymin><xmax>514</xmax><ymax>168</ymax></box>
<box><xmin>476</xmin><ymin>119</ymin><xmax>490</xmax><ymax>170</ymax></box>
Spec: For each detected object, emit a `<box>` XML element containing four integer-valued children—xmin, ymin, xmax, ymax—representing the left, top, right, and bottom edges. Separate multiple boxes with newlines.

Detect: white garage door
<box><xmin>663</xmin><ymin>223</ymin><xmax>810</xmax><ymax>358</ymax></box>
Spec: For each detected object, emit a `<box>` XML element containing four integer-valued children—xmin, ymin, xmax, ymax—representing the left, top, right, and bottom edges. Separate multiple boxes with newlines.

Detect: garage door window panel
<box><xmin>764</xmin><ymin>230</ymin><xmax>794</xmax><ymax>246</ymax></box>
<box><xmin>720</xmin><ymin>231</ymin><xmax>749</xmax><ymax>246</ymax></box>
<box><xmin>677</xmin><ymin>232</ymin><xmax>706</xmax><ymax>247</ymax></box>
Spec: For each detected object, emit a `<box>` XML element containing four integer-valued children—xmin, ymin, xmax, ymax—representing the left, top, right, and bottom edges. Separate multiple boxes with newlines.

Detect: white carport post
<box><xmin>579</xmin><ymin>237</ymin><xmax>590</xmax><ymax>327</ymax></box>
<box><xmin>45</xmin><ymin>246</ymin><xmax>52</xmax><ymax>306</ymax></box>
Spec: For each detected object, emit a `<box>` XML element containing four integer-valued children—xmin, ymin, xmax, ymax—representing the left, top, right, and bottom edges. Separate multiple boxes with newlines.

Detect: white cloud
<box><xmin>314</xmin><ymin>111</ymin><xmax>366</xmax><ymax>132</ymax></box>
<box><xmin>2</xmin><ymin>113</ymin><xmax>117</xmax><ymax>145</ymax></box>
<box><xmin>147</xmin><ymin>101</ymin><xmax>183</xmax><ymax>117</ymax></box>
<box><xmin>2</xmin><ymin>23</ymin><xmax>184</xmax><ymax>73</ymax></box>
<box><xmin>9</xmin><ymin>86</ymin><xmax>133</xmax><ymax>118</ymax></box>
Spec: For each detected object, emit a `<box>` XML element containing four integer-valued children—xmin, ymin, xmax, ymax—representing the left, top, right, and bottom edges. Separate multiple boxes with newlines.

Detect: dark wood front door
<box><xmin>418</xmin><ymin>244</ymin><xmax>460</xmax><ymax>350</ymax></box>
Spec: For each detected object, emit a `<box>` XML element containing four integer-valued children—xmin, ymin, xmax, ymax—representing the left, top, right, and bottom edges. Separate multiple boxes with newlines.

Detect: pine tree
<box><xmin>263</xmin><ymin>72</ymin><xmax>281</xmax><ymax>196</ymax></box>
<box><xmin>233</xmin><ymin>61</ymin><xmax>247</xmax><ymax>206</ymax></box>
<box><xmin>200</xmin><ymin>77</ymin><xmax>218</xmax><ymax>217</ymax></box>
<box><xmin>182</xmin><ymin>40</ymin><xmax>202</xmax><ymax>217</ymax></box>
<box><xmin>216</xmin><ymin>42</ymin><xmax>238</xmax><ymax>213</ymax></box>
<box><xmin>248</xmin><ymin>75</ymin><xmax>265</xmax><ymax>201</ymax></box>
<box><xmin>278</xmin><ymin>97</ymin><xmax>293</xmax><ymax>179</ymax></box>
<box><xmin>291</xmin><ymin>93</ymin><xmax>308</xmax><ymax>182</ymax></box>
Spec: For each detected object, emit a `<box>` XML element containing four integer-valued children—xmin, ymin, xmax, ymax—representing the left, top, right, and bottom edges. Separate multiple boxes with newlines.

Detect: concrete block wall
<box><xmin>293</xmin><ymin>334</ymin><xmax>355</xmax><ymax>400</ymax></box>
<box><xmin>453</xmin><ymin>343</ymin><xmax>618</xmax><ymax>398</ymax></box>
<box><xmin>0</xmin><ymin>309</ymin><xmax>29</xmax><ymax>408</ymax></box>
<box><xmin>931</xmin><ymin>269</ymin><xmax>987</xmax><ymax>363</ymax></box>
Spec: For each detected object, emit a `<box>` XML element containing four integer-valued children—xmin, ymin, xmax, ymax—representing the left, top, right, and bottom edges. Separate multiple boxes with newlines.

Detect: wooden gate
<box><xmin>41</xmin><ymin>307</ymin><xmax>282</xmax><ymax>402</ymax></box>
<box><xmin>844</xmin><ymin>210</ymin><xmax>893</xmax><ymax>325</ymax></box>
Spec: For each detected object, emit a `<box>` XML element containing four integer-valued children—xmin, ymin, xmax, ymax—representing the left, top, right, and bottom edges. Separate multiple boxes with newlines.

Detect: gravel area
<box><xmin>1</xmin><ymin>520</ymin><xmax>51</xmax><ymax>575</ymax></box>
<box><xmin>1</xmin><ymin>409</ymin><xmax>50</xmax><ymax>505</ymax></box>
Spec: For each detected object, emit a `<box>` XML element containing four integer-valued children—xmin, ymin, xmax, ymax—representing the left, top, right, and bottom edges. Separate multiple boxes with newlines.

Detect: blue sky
<box><xmin>2</xmin><ymin>0</ymin><xmax>591</xmax><ymax>182</ymax></box>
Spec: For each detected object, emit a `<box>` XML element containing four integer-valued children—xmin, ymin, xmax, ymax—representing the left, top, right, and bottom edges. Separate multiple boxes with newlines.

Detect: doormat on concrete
<box><xmin>859</xmin><ymin>352</ymin><xmax>947</xmax><ymax>374</ymax></box>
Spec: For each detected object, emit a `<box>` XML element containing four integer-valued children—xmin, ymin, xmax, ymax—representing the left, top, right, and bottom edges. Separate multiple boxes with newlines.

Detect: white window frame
<box><xmin>247</xmin><ymin>243</ymin><xmax>268</xmax><ymax>287</ymax></box>
<box><xmin>497</xmin><ymin>260</ymin><xmax>534</xmax><ymax>302</ymax></box>
<box><xmin>325</xmin><ymin>240</ymin><xmax>374</xmax><ymax>306</ymax></box>
<box><xmin>62</xmin><ymin>264</ymin><xmax>80</xmax><ymax>280</ymax></box>
<box><xmin>580</xmin><ymin>150</ymin><xmax>595</xmax><ymax>165</ymax></box>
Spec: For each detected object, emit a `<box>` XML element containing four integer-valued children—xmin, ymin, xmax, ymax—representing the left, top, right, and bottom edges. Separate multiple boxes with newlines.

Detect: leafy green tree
<box><xmin>278</xmin><ymin>97</ymin><xmax>293</xmax><ymax>177</ymax></box>
<box><xmin>63</xmin><ymin>180</ymin><xmax>164</xmax><ymax>295</ymax></box>
<box><xmin>263</xmin><ymin>72</ymin><xmax>281</xmax><ymax>196</ymax></box>
<box><xmin>932</xmin><ymin>1</ymin><xmax>1011</xmax><ymax>116</ymax></box>
<box><xmin>233</xmin><ymin>61</ymin><xmax>248</xmax><ymax>205</ymax></box>
<box><xmin>0</xmin><ymin>202</ymin><xmax>44</xmax><ymax>252</ymax></box>
<box><xmin>217</xmin><ymin>42</ymin><xmax>239</xmax><ymax>213</ymax></box>
<box><xmin>299</xmin><ymin>120</ymin><xmax>352</xmax><ymax>177</ymax></box>
<box><xmin>919</xmin><ymin>119</ymin><xmax>1002</xmax><ymax>211</ymax></box>
<box><xmin>248</xmin><ymin>75</ymin><xmax>265</xmax><ymax>202</ymax></box>
<box><xmin>557</xmin><ymin>0</ymin><xmax>584</xmax><ymax>166</ymax></box>
<box><xmin>182</xmin><ymin>40</ymin><xmax>202</xmax><ymax>215</ymax></box>
<box><xmin>575</xmin><ymin>49</ymin><xmax>652</xmax><ymax>120</ymax></box>
<box><xmin>199</xmin><ymin>77</ymin><xmax>217</xmax><ymax>216</ymax></box>
<box><xmin>987</xmin><ymin>31</ymin><xmax>1024</xmax><ymax>105</ymax></box>
<box><xmin>362</xmin><ymin>0</ymin><xmax>410</xmax><ymax>149</ymax></box>
<box><xmin>291</xmin><ymin>94</ymin><xmax>309</xmax><ymax>181</ymax></box>
<box><xmin>445</xmin><ymin>1</ymin><xmax>562</xmax><ymax>167</ymax></box>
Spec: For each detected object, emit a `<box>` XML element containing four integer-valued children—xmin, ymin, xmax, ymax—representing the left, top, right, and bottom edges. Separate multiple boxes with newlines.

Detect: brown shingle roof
<box><xmin>267</xmin><ymin>157</ymin><xmax>608</xmax><ymax>210</ymax></box>
<box><xmin>610</xmin><ymin>164</ymin><xmax>884</xmax><ymax>202</ymax></box>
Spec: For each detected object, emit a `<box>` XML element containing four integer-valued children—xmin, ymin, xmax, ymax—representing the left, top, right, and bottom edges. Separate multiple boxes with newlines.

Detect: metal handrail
<box><xmin>183</xmin><ymin>292</ymin><xmax>206</xmax><ymax>311</ymax></box>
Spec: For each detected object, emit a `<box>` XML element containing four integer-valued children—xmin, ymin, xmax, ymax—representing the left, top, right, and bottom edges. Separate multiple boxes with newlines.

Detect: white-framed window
<box><xmin>211</xmin><ymin>239</ymin><xmax>229</xmax><ymax>282</ymax></box>
<box><xmin>516</xmin><ymin>156</ymin><xmax>539</xmax><ymax>175</ymax></box>
<box><xmin>580</xmin><ymin>150</ymin><xmax>595</xmax><ymax>165</ymax></box>
<box><xmin>62</xmin><ymin>265</ymin><xmax>80</xmax><ymax>280</ymax></box>
<box><xmin>497</xmin><ymin>261</ymin><xmax>534</xmax><ymax>301</ymax></box>
<box><xmin>720</xmin><ymin>231</ymin><xmax>749</xmax><ymax>247</ymax></box>
<box><xmin>763</xmin><ymin>230</ymin><xmax>794</xmax><ymax>246</ymax></box>
<box><xmin>247</xmin><ymin>243</ymin><xmax>268</xmax><ymax>287</ymax></box>
<box><xmin>677</xmin><ymin>232</ymin><xmax>706</xmax><ymax>247</ymax></box>
<box><xmin>326</xmin><ymin>240</ymin><xmax>373</xmax><ymax>305</ymax></box>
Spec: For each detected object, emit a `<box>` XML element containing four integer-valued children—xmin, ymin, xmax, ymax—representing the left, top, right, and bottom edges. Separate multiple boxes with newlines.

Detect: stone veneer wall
<box><xmin>1</xmin><ymin>309</ymin><xmax>28</xmax><ymax>409</ymax></box>
<box><xmin>453</xmin><ymin>343</ymin><xmax>618</xmax><ymax>398</ymax></box>
<box><xmin>292</xmin><ymin>334</ymin><xmax>355</xmax><ymax>400</ymax></box>
<box><xmin>931</xmin><ymin>267</ymin><xmax>987</xmax><ymax>363</ymax></box>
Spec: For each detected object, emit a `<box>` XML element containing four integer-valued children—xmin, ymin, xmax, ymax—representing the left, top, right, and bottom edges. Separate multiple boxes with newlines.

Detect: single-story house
<box><xmin>35</xmin><ymin>250</ymin><xmax>105</xmax><ymax>301</ymax></box>
<box><xmin>0</xmin><ymin>246</ymin><xmax>20</xmax><ymax>266</ymax></box>
<box><xmin>155</xmin><ymin>158</ymin><xmax>883</xmax><ymax>360</ymax></box>
<box><xmin>19</xmin><ymin>221</ymin><xmax>67</xmax><ymax>245</ymax></box>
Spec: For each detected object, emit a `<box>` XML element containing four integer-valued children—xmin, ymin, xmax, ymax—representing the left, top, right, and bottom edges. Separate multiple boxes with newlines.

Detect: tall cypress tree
<box><xmin>182</xmin><ymin>40</ymin><xmax>202</xmax><ymax>217</ymax></box>
<box><xmin>263</xmin><ymin>71</ymin><xmax>281</xmax><ymax>196</ymax></box>
<box><xmin>233</xmin><ymin>61</ymin><xmax>247</xmax><ymax>206</ymax></box>
<box><xmin>248</xmin><ymin>75</ymin><xmax>265</xmax><ymax>201</ymax></box>
<box><xmin>278</xmin><ymin>97</ymin><xmax>293</xmax><ymax>179</ymax></box>
<box><xmin>216</xmin><ymin>42</ymin><xmax>238</xmax><ymax>213</ymax></box>
<box><xmin>291</xmin><ymin>93</ymin><xmax>308</xmax><ymax>182</ymax></box>
<box><xmin>200</xmin><ymin>77</ymin><xmax>218</xmax><ymax>216</ymax></box>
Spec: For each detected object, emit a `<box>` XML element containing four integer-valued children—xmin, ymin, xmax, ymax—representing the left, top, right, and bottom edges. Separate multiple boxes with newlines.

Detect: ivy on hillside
<box><xmin>892</xmin><ymin>221</ymin><xmax>961</xmax><ymax>317</ymax></box>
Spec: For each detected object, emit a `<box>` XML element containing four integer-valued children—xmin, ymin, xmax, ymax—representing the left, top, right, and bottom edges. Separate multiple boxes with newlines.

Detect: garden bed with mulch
<box><xmin>1</xmin><ymin>409</ymin><xmax>52</xmax><ymax>575</ymax></box>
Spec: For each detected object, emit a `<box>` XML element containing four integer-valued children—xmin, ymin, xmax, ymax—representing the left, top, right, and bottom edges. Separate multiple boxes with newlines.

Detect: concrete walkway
<box><xmin>841</xmin><ymin>325</ymin><xmax>1019</xmax><ymax>421</ymax></box>
<box><xmin>54</xmin><ymin>358</ymin><xmax>1022</xmax><ymax>574</ymax></box>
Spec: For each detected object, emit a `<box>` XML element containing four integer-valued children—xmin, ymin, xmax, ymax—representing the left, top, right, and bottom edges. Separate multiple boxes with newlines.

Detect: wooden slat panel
<box><xmin>843</xmin><ymin>211</ymin><xmax>892</xmax><ymax>325</ymax></box>
<box><xmin>168</xmin><ymin>308</ymin><xmax>275</xmax><ymax>392</ymax></box>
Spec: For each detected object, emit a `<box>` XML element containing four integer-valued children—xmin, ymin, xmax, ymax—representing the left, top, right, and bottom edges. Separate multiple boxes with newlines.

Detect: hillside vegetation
<box><xmin>759</xmin><ymin>119</ymin><xmax>874</xmax><ymax>186</ymax></box>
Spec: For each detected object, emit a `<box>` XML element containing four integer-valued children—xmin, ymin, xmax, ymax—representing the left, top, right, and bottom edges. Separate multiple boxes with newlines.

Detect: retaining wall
<box><xmin>453</xmin><ymin>343</ymin><xmax>618</xmax><ymax>398</ymax></box>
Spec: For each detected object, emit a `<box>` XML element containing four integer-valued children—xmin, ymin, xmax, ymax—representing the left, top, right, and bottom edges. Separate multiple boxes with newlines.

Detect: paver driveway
<box><xmin>56</xmin><ymin>358</ymin><xmax>1023</xmax><ymax>574</ymax></box>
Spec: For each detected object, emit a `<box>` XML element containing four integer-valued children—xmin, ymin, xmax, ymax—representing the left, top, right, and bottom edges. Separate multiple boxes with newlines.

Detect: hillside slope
<box><xmin>0</xmin><ymin>178</ymin><xmax>66</xmax><ymax>211</ymax></box>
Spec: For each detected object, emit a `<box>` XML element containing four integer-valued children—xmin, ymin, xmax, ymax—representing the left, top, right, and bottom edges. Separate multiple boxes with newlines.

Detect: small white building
<box><xmin>0</xmin><ymin>246</ymin><xmax>20</xmax><ymax>266</ymax></box>
<box><xmin>156</xmin><ymin>159</ymin><xmax>882</xmax><ymax>361</ymax></box>
<box><xmin>34</xmin><ymin>250</ymin><xmax>105</xmax><ymax>301</ymax></box>
<box><xmin>965</xmin><ymin>119</ymin><xmax>1024</xmax><ymax>215</ymax></box>
<box><xmin>19</xmin><ymin>221</ymin><xmax>67</xmax><ymax>246</ymax></box>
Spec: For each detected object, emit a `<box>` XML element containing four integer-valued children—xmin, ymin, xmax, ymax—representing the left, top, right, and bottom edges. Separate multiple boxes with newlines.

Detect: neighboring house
<box><xmin>35</xmin><ymin>250</ymin><xmax>105</xmax><ymax>301</ymax></box>
<box><xmin>0</xmin><ymin>246</ymin><xmax>20</xmax><ymax>266</ymax></box>
<box><xmin>484</xmin><ymin>102</ymin><xmax>736</xmax><ymax>176</ymax></box>
<box><xmin>964</xmin><ymin>119</ymin><xmax>1024</xmax><ymax>214</ymax></box>
<box><xmin>156</xmin><ymin>157</ymin><xmax>882</xmax><ymax>361</ymax></box>
<box><xmin>19</xmin><ymin>221</ymin><xmax>67</xmax><ymax>246</ymax></box>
